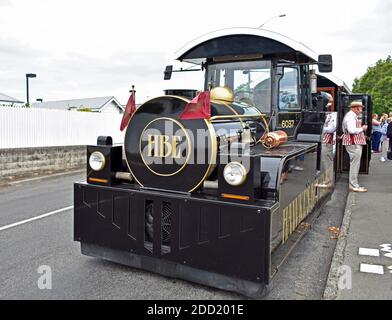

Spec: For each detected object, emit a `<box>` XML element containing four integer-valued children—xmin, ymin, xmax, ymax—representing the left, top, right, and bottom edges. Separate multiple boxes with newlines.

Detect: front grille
<box><xmin>144</xmin><ymin>200</ymin><xmax>172</xmax><ymax>255</ymax></box>
<box><xmin>162</xmin><ymin>202</ymin><xmax>172</xmax><ymax>244</ymax></box>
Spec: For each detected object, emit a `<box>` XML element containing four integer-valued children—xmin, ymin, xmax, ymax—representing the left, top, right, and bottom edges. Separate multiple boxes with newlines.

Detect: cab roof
<box><xmin>175</xmin><ymin>27</ymin><xmax>319</xmax><ymax>64</ymax></box>
<box><xmin>317</xmin><ymin>72</ymin><xmax>352</xmax><ymax>93</ymax></box>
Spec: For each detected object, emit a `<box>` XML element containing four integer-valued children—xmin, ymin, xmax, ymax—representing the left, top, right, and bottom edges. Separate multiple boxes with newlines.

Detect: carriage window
<box><xmin>279</xmin><ymin>68</ymin><xmax>299</xmax><ymax>110</ymax></box>
<box><xmin>207</xmin><ymin>60</ymin><xmax>272</xmax><ymax>113</ymax></box>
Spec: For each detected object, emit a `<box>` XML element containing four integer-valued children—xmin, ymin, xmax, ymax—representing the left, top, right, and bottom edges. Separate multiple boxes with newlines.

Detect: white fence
<box><xmin>0</xmin><ymin>107</ymin><xmax>125</xmax><ymax>149</ymax></box>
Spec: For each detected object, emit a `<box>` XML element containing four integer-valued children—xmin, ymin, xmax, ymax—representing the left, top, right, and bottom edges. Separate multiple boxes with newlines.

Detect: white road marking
<box><xmin>360</xmin><ymin>264</ymin><xmax>384</xmax><ymax>275</ymax></box>
<box><xmin>0</xmin><ymin>206</ymin><xmax>74</xmax><ymax>232</ymax></box>
<box><xmin>380</xmin><ymin>244</ymin><xmax>392</xmax><ymax>253</ymax></box>
<box><xmin>8</xmin><ymin>170</ymin><xmax>84</xmax><ymax>186</ymax></box>
<box><xmin>384</xmin><ymin>253</ymin><xmax>392</xmax><ymax>259</ymax></box>
<box><xmin>358</xmin><ymin>248</ymin><xmax>380</xmax><ymax>257</ymax></box>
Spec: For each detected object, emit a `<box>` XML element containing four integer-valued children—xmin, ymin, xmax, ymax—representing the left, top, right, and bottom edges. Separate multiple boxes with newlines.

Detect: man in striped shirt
<box><xmin>342</xmin><ymin>101</ymin><xmax>368</xmax><ymax>192</ymax></box>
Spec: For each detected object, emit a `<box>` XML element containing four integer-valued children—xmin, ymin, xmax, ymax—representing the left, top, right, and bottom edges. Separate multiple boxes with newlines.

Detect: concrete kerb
<box><xmin>323</xmin><ymin>191</ymin><xmax>356</xmax><ymax>300</ymax></box>
<box><xmin>0</xmin><ymin>145</ymin><xmax>86</xmax><ymax>182</ymax></box>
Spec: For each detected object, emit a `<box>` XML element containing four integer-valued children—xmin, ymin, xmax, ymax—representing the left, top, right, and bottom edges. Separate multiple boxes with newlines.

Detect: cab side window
<box><xmin>279</xmin><ymin>67</ymin><xmax>299</xmax><ymax>110</ymax></box>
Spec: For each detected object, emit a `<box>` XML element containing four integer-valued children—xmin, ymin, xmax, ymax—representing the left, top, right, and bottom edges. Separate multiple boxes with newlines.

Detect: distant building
<box><xmin>31</xmin><ymin>96</ymin><xmax>124</xmax><ymax>113</ymax></box>
<box><xmin>0</xmin><ymin>93</ymin><xmax>24</xmax><ymax>107</ymax></box>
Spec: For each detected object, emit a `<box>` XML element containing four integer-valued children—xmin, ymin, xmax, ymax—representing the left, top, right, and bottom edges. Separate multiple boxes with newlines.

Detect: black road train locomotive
<box><xmin>74</xmin><ymin>28</ymin><xmax>372</xmax><ymax>298</ymax></box>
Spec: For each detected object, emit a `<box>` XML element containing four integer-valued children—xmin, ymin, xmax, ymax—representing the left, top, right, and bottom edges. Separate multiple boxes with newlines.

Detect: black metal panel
<box><xmin>128</xmin><ymin>195</ymin><xmax>137</xmax><ymax>240</ymax></box>
<box><xmin>269</xmin><ymin>147</ymin><xmax>318</xmax><ymax>251</ymax></box>
<box><xmin>276</xmin><ymin>112</ymin><xmax>302</xmax><ymax>137</ymax></box>
<box><xmin>296</xmin><ymin>111</ymin><xmax>325</xmax><ymax>136</ymax></box>
<box><xmin>81</xmin><ymin>242</ymin><xmax>271</xmax><ymax>298</ymax></box>
<box><xmin>74</xmin><ymin>183</ymin><xmax>272</xmax><ymax>284</ymax></box>
<box><xmin>75</xmin><ymin>186</ymin><xmax>138</xmax><ymax>252</ymax></box>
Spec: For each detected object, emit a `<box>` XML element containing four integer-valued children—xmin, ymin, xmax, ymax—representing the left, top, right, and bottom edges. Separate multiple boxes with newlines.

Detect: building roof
<box><xmin>175</xmin><ymin>27</ymin><xmax>319</xmax><ymax>64</ymax></box>
<box><xmin>31</xmin><ymin>96</ymin><xmax>124</xmax><ymax>112</ymax></box>
<box><xmin>0</xmin><ymin>92</ymin><xmax>24</xmax><ymax>103</ymax></box>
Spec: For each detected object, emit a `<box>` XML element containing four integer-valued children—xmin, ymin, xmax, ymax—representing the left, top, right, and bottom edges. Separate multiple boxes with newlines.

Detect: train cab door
<box><xmin>274</xmin><ymin>66</ymin><xmax>302</xmax><ymax>137</ymax></box>
<box><xmin>338</xmin><ymin>94</ymin><xmax>372</xmax><ymax>174</ymax></box>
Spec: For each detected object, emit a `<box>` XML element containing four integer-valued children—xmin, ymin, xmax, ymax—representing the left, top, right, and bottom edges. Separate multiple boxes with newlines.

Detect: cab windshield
<box><xmin>207</xmin><ymin>60</ymin><xmax>272</xmax><ymax>113</ymax></box>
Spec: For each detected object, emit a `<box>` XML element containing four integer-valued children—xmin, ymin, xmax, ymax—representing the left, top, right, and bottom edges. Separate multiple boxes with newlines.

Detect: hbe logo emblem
<box><xmin>147</xmin><ymin>135</ymin><xmax>182</xmax><ymax>159</ymax></box>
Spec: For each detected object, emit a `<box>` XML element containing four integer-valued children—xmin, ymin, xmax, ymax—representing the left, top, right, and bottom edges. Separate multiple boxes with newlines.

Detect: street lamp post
<box><xmin>26</xmin><ymin>73</ymin><xmax>37</xmax><ymax>106</ymax></box>
<box><xmin>259</xmin><ymin>14</ymin><xmax>286</xmax><ymax>29</ymax></box>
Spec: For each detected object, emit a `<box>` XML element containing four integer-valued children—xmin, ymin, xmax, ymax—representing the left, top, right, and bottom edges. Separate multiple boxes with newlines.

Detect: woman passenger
<box><xmin>380</xmin><ymin>117</ymin><xmax>390</xmax><ymax>162</ymax></box>
<box><xmin>371</xmin><ymin>113</ymin><xmax>382</xmax><ymax>153</ymax></box>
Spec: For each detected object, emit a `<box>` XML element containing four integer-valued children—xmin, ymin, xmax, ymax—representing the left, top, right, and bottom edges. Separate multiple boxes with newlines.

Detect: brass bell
<box><xmin>210</xmin><ymin>86</ymin><xmax>235</xmax><ymax>103</ymax></box>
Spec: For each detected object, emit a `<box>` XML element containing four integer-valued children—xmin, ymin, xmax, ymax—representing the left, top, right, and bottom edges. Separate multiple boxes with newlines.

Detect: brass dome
<box><xmin>210</xmin><ymin>86</ymin><xmax>234</xmax><ymax>103</ymax></box>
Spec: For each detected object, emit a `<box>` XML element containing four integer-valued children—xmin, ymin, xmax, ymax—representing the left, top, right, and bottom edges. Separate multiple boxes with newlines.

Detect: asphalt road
<box><xmin>0</xmin><ymin>172</ymin><xmax>347</xmax><ymax>300</ymax></box>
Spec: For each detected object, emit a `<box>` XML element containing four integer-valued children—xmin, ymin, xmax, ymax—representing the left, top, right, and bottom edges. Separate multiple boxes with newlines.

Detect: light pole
<box><xmin>26</xmin><ymin>73</ymin><xmax>37</xmax><ymax>106</ymax></box>
<box><xmin>259</xmin><ymin>14</ymin><xmax>286</xmax><ymax>29</ymax></box>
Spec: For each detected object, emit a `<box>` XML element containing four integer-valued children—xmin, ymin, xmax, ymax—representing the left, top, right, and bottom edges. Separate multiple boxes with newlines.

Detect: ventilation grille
<box><xmin>162</xmin><ymin>202</ymin><xmax>172</xmax><ymax>244</ymax></box>
<box><xmin>144</xmin><ymin>200</ymin><xmax>154</xmax><ymax>252</ymax></box>
<box><xmin>144</xmin><ymin>200</ymin><xmax>172</xmax><ymax>255</ymax></box>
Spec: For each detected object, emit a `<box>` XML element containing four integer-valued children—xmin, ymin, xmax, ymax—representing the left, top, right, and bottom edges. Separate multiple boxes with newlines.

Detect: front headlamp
<box><xmin>223</xmin><ymin>162</ymin><xmax>247</xmax><ymax>186</ymax></box>
<box><xmin>89</xmin><ymin>152</ymin><xmax>106</xmax><ymax>171</ymax></box>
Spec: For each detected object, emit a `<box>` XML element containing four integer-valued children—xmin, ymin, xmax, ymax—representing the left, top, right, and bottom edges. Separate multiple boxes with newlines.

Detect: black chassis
<box><xmin>74</xmin><ymin>182</ymin><xmax>277</xmax><ymax>298</ymax></box>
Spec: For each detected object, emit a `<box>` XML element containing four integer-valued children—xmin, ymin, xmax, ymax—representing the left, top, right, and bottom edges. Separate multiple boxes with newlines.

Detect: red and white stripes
<box><xmin>342</xmin><ymin>119</ymin><xmax>367</xmax><ymax>146</ymax></box>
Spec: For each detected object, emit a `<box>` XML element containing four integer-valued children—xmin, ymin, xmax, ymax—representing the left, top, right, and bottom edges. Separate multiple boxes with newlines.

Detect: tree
<box><xmin>352</xmin><ymin>56</ymin><xmax>392</xmax><ymax>114</ymax></box>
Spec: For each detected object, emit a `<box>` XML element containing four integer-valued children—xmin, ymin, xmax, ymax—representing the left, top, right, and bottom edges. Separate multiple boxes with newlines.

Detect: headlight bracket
<box><xmin>218</xmin><ymin>155</ymin><xmax>261</xmax><ymax>203</ymax></box>
<box><xmin>87</xmin><ymin>142</ymin><xmax>123</xmax><ymax>186</ymax></box>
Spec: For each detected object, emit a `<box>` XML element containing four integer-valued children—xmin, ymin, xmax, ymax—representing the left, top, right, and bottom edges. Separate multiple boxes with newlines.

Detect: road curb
<box><xmin>323</xmin><ymin>191</ymin><xmax>356</xmax><ymax>300</ymax></box>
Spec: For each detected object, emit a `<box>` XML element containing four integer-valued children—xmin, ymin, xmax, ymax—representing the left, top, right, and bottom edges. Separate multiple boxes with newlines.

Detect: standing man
<box><xmin>342</xmin><ymin>101</ymin><xmax>368</xmax><ymax>192</ymax></box>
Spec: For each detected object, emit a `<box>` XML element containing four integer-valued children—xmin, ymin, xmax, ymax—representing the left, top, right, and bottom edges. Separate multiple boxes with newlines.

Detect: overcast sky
<box><xmin>1</xmin><ymin>0</ymin><xmax>391</xmax><ymax>104</ymax></box>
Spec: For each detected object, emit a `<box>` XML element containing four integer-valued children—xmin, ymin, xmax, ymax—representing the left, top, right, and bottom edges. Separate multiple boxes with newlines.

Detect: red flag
<box><xmin>179</xmin><ymin>91</ymin><xmax>211</xmax><ymax>120</ymax></box>
<box><xmin>120</xmin><ymin>92</ymin><xmax>136</xmax><ymax>131</ymax></box>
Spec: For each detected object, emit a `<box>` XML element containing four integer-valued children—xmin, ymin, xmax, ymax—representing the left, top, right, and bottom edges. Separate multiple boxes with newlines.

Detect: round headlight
<box><xmin>89</xmin><ymin>152</ymin><xmax>106</xmax><ymax>171</ymax></box>
<box><xmin>223</xmin><ymin>162</ymin><xmax>247</xmax><ymax>186</ymax></box>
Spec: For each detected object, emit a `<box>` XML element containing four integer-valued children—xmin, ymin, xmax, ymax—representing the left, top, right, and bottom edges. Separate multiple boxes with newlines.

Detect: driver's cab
<box><xmin>166</xmin><ymin>28</ymin><xmax>333</xmax><ymax>140</ymax></box>
<box><xmin>206</xmin><ymin>61</ymin><xmax>300</xmax><ymax>113</ymax></box>
<box><xmin>205</xmin><ymin>61</ymin><xmax>308</xmax><ymax>138</ymax></box>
